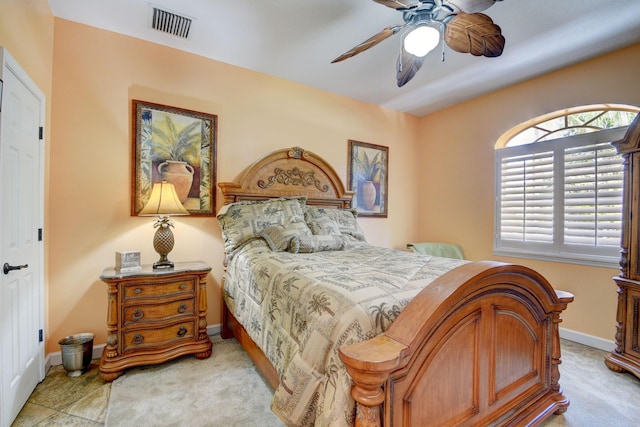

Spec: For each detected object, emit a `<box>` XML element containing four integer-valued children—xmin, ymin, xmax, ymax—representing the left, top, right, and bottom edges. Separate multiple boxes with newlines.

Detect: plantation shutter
<box><xmin>563</xmin><ymin>143</ymin><xmax>623</xmax><ymax>249</ymax></box>
<box><xmin>495</xmin><ymin>128</ymin><xmax>626</xmax><ymax>265</ymax></box>
<box><xmin>499</xmin><ymin>151</ymin><xmax>554</xmax><ymax>243</ymax></box>
<box><xmin>494</xmin><ymin>108</ymin><xmax>635</xmax><ymax>266</ymax></box>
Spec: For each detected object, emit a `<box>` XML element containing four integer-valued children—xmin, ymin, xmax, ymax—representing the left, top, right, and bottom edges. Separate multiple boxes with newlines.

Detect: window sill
<box><xmin>493</xmin><ymin>248</ymin><xmax>620</xmax><ymax>269</ymax></box>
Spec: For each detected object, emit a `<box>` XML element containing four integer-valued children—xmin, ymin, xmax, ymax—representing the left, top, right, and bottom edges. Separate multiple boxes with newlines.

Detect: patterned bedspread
<box><xmin>223</xmin><ymin>240</ymin><xmax>467</xmax><ymax>426</ymax></box>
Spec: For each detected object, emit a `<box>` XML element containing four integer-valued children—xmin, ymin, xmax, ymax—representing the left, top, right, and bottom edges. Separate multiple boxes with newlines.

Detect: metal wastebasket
<box><xmin>58</xmin><ymin>333</ymin><xmax>94</xmax><ymax>377</ymax></box>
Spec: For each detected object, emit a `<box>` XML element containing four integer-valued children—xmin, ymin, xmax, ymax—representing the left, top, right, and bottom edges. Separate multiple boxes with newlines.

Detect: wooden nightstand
<box><xmin>98</xmin><ymin>261</ymin><xmax>212</xmax><ymax>381</ymax></box>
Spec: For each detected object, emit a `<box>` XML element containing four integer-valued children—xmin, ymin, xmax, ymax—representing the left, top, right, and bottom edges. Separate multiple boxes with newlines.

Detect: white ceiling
<box><xmin>48</xmin><ymin>0</ymin><xmax>640</xmax><ymax>117</ymax></box>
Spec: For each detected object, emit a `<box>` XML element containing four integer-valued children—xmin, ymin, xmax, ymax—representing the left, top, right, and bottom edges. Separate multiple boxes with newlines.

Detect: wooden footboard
<box><xmin>339</xmin><ymin>261</ymin><xmax>573</xmax><ymax>427</ymax></box>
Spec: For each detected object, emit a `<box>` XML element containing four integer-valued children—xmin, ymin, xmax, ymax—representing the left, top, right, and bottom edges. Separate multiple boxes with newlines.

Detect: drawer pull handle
<box><xmin>177</xmin><ymin>303</ymin><xmax>187</xmax><ymax>313</ymax></box>
<box><xmin>133</xmin><ymin>334</ymin><xmax>144</xmax><ymax>345</ymax></box>
<box><xmin>132</xmin><ymin>309</ymin><xmax>144</xmax><ymax>320</ymax></box>
<box><xmin>177</xmin><ymin>326</ymin><xmax>187</xmax><ymax>337</ymax></box>
<box><xmin>179</xmin><ymin>283</ymin><xmax>186</xmax><ymax>290</ymax></box>
<box><xmin>134</xmin><ymin>288</ymin><xmax>142</xmax><ymax>294</ymax></box>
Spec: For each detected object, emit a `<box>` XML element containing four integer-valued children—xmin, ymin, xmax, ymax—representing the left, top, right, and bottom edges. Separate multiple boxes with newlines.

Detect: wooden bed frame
<box><xmin>218</xmin><ymin>146</ymin><xmax>574</xmax><ymax>426</ymax></box>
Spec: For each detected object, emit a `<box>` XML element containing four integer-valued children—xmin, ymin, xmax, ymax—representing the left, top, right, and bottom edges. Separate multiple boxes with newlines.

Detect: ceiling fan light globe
<box><xmin>404</xmin><ymin>26</ymin><xmax>440</xmax><ymax>57</ymax></box>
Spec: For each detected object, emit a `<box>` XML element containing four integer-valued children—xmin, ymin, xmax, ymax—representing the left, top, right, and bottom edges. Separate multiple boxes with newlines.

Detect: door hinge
<box><xmin>38</xmin><ymin>228</ymin><xmax>43</xmax><ymax>241</ymax></box>
<box><xmin>39</xmin><ymin>329</ymin><xmax>43</xmax><ymax>342</ymax></box>
<box><xmin>39</xmin><ymin>126</ymin><xmax>43</xmax><ymax>140</ymax></box>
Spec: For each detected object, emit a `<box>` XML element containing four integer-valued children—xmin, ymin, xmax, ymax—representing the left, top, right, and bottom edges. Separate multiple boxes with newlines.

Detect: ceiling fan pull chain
<box><xmin>440</xmin><ymin>25</ymin><xmax>446</xmax><ymax>62</ymax></box>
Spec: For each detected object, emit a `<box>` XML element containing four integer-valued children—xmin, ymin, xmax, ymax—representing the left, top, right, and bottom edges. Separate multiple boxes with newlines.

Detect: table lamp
<box><xmin>139</xmin><ymin>181</ymin><xmax>189</xmax><ymax>269</ymax></box>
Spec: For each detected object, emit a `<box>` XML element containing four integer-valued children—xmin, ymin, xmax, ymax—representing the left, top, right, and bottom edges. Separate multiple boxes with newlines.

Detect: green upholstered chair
<box><xmin>406</xmin><ymin>242</ymin><xmax>465</xmax><ymax>260</ymax></box>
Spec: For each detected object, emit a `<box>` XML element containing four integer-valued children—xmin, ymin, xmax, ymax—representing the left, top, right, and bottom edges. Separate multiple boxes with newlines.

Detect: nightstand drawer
<box><xmin>123</xmin><ymin>279</ymin><xmax>195</xmax><ymax>300</ymax></box>
<box><xmin>122</xmin><ymin>320</ymin><xmax>196</xmax><ymax>352</ymax></box>
<box><xmin>122</xmin><ymin>298</ymin><xmax>195</xmax><ymax>325</ymax></box>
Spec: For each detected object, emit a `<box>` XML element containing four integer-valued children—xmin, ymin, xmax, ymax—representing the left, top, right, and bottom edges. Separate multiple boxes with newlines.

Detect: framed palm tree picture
<box><xmin>131</xmin><ymin>100</ymin><xmax>217</xmax><ymax>216</ymax></box>
<box><xmin>347</xmin><ymin>140</ymin><xmax>388</xmax><ymax>217</ymax></box>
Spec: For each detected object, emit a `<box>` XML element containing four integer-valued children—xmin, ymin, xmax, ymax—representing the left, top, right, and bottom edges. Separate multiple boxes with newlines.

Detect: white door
<box><xmin>0</xmin><ymin>47</ymin><xmax>45</xmax><ymax>427</ymax></box>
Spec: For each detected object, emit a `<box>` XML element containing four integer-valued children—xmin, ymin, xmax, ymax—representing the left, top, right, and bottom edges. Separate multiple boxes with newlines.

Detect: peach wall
<box><xmin>48</xmin><ymin>19</ymin><xmax>420</xmax><ymax>352</ymax></box>
<box><xmin>6</xmin><ymin>3</ymin><xmax>638</xmax><ymax>354</ymax></box>
<box><xmin>0</xmin><ymin>0</ymin><xmax>54</xmax><ymax>93</ymax></box>
<box><xmin>416</xmin><ymin>43</ymin><xmax>640</xmax><ymax>342</ymax></box>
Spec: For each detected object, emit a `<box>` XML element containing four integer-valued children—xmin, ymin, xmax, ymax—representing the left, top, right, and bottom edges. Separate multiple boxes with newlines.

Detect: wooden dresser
<box><xmin>606</xmin><ymin>115</ymin><xmax>640</xmax><ymax>380</ymax></box>
<box><xmin>99</xmin><ymin>261</ymin><xmax>213</xmax><ymax>381</ymax></box>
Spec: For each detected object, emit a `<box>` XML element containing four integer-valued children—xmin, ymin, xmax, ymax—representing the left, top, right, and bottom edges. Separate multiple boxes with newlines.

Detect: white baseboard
<box><xmin>46</xmin><ymin>326</ymin><xmax>224</xmax><ymax>368</ymax></box>
<box><xmin>43</xmin><ymin>325</ymin><xmax>610</xmax><ymax>369</ymax></box>
<box><xmin>46</xmin><ymin>343</ymin><xmax>106</xmax><ymax>370</ymax></box>
<box><xmin>207</xmin><ymin>323</ymin><xmax>221</xmax><ymax>336</ymax></box>
<box><xmin>559</xmin><ymin>327</ymin><xmax>614</xmax><ymax>352</ymax></box>
<box><xmin>204</xmin><ymin>324</ymin><xmax>614</xmax><ymax>352</ymax></box>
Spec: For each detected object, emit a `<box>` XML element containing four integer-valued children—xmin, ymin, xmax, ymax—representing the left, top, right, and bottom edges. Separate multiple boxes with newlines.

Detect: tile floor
<box><xmin>12</xmin><ymin>361</ymin><xmax>109</xmax><ymax>426</ymax></box>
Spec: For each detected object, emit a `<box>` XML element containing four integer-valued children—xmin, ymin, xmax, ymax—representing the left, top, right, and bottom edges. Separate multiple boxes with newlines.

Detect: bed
<box><xmin>217</xmin><ymin>146</ymin><xmax>574</xmax><ymax>427</ymax></box>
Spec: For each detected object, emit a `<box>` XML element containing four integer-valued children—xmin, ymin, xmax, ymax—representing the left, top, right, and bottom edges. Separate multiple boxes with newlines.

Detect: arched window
<box><xmin>494</xmin><ymin>104</ymin><xmax>639</xmax><ymax>266</ymax></box>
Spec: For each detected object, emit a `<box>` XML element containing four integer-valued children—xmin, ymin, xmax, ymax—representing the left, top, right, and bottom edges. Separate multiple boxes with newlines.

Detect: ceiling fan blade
<box><xmin>332</xmin><ymin>26</ymin><xmax>400</xmax><ymax>63</ymax></box>
<box><xmin>444</xmin><ymin>13</ymin><xmax>505</xmax><ymax>57</ymax></box>
<box><xmin>444</xmin><ymin>0</ymin><xmax>497</xmax><ymax>14</ymax></box>
<box><xmin>396</xmin><ymin>48</ymin><xmax>426</xmax><ymax>87</ymax></box>
<box><xmin>373</xmin><ymin>0</ymin><xmax>421</xmax><ymax>10</ymax></box>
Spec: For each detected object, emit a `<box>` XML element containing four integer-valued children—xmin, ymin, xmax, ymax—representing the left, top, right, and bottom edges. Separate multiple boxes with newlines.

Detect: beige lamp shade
<box><xmin>139</xmin><ymin>181</ymin><xmax>189</xmax><ymax>216</ymax></box>
<box><xmin>139</xmin><ymin>181</ymin><xmax>188</xmax><ymax>269</ymax></box>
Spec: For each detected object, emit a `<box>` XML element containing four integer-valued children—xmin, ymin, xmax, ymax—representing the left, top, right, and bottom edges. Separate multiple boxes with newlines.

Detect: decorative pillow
<box><xmin>259</xmin><ymin>225</ymin><xmax>290</xmax><ymax>251</ymax></box>
<box><xmin>304</xmin><ymin>206</ymin><xmax>366</xmax><ymax>241</ymax></box>
<box><xmin>217</xmin><ymin>197</ymin><xmax>312</xmax><ymax>254</ymax></box>
<box><xmin>259</xmin><ymin>223</ymin><xmax>312</xmax><ymax>252</ymax></box>
<box><xmin>289</xmin><ymin>235</ymin><xmax>347</xmax><ymax>253</ymax></box>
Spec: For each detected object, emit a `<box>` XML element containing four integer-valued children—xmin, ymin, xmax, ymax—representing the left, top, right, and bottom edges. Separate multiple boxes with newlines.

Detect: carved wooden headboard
<box><xmin>218</xmin><ymin>147</ymin><xmax>354</xmax><ymax>208</ymax></box>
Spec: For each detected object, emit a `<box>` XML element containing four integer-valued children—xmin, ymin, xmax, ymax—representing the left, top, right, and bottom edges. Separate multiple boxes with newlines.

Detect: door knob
<box><xmin>3</xmin><ymin>263</ymin><xmax>28</xmax><ymax>275</ymax></box>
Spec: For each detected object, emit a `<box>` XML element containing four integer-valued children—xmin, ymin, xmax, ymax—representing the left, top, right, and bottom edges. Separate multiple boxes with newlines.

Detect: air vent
<box><xmin>150</xmin><ymin>5</ymin><xmax>193</xmax><ymax>39</ymax></box>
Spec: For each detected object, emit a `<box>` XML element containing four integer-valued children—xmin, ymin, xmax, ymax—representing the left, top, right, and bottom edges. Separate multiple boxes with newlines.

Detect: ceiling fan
<box><xmin>332</xmin><ymin>0</ymin><xmax>506</xmax><ymax>87</ymax></box>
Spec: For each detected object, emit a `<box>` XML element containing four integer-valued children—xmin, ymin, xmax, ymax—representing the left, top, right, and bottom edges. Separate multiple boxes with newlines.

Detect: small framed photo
<box><xmin>131</xmin><ymin>100</ymin><xmax>218</xmax><ymax>216</ymax></box>
<box><xmin>115</xmin><ymin>251</ymin><xmax>141</xmax><ymax>273</ymax></box>
<box><xmin>347</xmin><ymin>140</ymin><xmax>388</xmax><ymax>217</ymax></box>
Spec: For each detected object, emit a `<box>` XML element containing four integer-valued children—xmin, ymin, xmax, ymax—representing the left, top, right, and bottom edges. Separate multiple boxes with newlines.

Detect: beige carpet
<box><xmin>106</xmin><ymin>335</ymin><xmax>639</xmax><ymax>426</ymax></box>
<box><xmin>105</xmin><ymin>335</ymin><xmax>283</xmax><ymax>426</ymax></box>
<box><xmin>541</xmin><ymin>339</ymin><xmax>639</xmax><ymax>427</ymax></box>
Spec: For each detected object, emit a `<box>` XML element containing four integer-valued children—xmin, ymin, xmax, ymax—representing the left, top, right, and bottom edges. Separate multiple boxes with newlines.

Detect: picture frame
<box><xmin>347</xmin><ymin>140</ymin><xmax>388</xmax><ymax>217</ymax></box>
<box><xmin>131</xmin><ymin>100</ymin><xmax>217</xmax><ymax>216</ymax></box>
<box><xmin>0</xmin><ymin>79</ymin><xmax>3</xmax><ymax>112</ymax></box>
<box><xmin>115</xmin><ymin>251</ymin><xmax>141</xmax><ymax>273</ymax></box>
